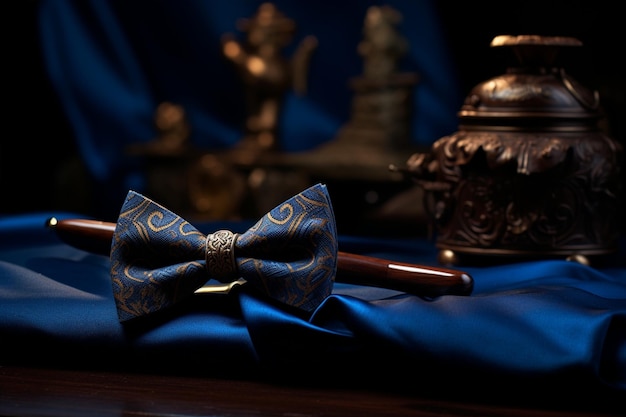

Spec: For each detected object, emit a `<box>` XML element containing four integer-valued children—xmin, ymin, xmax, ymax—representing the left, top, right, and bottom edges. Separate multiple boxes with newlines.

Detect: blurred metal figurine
<box><xmin>222</xmin><ymin>3</ymin><xmax>317</xmax><ymax>153</ymax></box>
<box><xmin>358</xmin><ymin>5</ymin><xmax>408</xmax><ymax>80</ymax></box>
<box><xmin>288</xmin><ymin>4</ymin><xmax>418</xmax><ymax>170</ymax></box>
<box><xmin>125</xmin><ymin>102</ymin><xmax>193</xmax><ymax>217</ymax></box>
<box><xmin>127</xmin><ymin>102</ymin><xmax>191</xmax><ymax>156</ymax></box>
<box><xmin>127</xmin><ymin>102</ymin><xmax>247</xmax><ymax>221</ymax></box>
<box><xmin>344</xmin><ymin>4</ymin><xmax>417</xmax><ymax>149</ymax></box>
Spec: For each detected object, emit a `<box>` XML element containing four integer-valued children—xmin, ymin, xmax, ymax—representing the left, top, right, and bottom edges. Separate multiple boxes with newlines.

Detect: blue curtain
<box><xmin>38</xmin><ymin>0</ymin><xmax>461</xmax><ymax>216</ymax></box>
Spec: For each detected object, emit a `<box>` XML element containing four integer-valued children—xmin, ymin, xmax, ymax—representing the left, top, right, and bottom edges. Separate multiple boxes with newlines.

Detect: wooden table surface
<box><xmin>1</xmin><ymin>365</ymin><xmax>623</xmax><ymax>417</ymax></box>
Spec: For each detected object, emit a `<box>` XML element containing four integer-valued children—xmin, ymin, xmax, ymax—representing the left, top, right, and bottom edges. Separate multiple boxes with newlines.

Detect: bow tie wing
<box><xmin>235</xmin><ymin>183</ymin><xmax>338</xmax><ymax>313</ymax></box>
<box><xmin>110</xmin><ymin>191</ymin><xmax>208</xmax><ymax>321</ymax></box>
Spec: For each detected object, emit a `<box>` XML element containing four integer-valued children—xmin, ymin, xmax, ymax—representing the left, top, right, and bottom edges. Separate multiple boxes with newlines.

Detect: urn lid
<box><xmin>459</xmin><ymin>35</ymin><xmax>601</xmax><ymax>130</ymax></box>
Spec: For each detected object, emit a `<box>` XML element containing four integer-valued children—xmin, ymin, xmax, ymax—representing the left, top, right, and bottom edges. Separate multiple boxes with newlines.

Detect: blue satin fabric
<box><xmin>1</xmin><ymin>213</ymin><xmax>625</xmax><ymax>399</ymax></box>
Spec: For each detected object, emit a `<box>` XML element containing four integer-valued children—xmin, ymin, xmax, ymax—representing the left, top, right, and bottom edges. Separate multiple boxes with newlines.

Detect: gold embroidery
<box><xmin>147</xmin><ymin>210</ymin><xmax>179</xmax><ymax>232</ymax></box>
<box><xmin>267</xmin><ymin>203</ymin><xmax>293</xmax><ymax>224</ymax></box>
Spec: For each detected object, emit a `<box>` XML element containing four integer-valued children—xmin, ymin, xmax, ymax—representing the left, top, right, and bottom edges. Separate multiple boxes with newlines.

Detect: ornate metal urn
<box><xmin>402</xmin><ymin>35</ymin><xmax>623</xmax><ymax>265</ymax></box>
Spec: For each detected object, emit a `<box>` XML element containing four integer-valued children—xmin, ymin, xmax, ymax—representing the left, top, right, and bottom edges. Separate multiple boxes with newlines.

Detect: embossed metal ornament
<box><xmin>400</xmin><ymin>35</ymin><xmax>623</xmax><ymax>265</ymax></box>
<box><xmin>205</xmin><ymin>230</ymin><xmax>239</xmax><ymax>281</ymax></box>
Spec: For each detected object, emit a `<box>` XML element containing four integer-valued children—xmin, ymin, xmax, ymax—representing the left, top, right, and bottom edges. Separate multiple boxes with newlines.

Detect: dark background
<box><xmin>3</xmin><ymin>1</ymin><xmax>624</xmax><ymax>219</ymax></box>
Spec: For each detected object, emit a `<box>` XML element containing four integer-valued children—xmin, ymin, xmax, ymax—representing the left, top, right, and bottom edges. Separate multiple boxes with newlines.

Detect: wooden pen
<box><xmin>46</xmin><ymin>217</ymin><xmax>473</xmax><ymax>297</ymax></box>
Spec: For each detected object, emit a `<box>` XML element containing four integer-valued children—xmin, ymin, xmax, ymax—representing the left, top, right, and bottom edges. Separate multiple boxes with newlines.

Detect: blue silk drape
<box><xmin>1</xmin><ymin>213</ymin><xmax>625</xmax><ymax>401</ymax></box>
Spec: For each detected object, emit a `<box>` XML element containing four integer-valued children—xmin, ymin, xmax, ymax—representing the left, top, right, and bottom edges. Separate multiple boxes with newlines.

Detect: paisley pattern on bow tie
<box><xmin>110</xmin><ymin>183</ymin><xmax>337</xmax><ymax>321</ymax></box>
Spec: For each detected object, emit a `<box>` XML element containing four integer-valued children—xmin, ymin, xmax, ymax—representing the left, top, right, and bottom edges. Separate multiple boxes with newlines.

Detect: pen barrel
<box><xmin>49</xmin><ymin>218</ymin><xmax>473</xmax><ymax>296</ymax></box>
<box><xmin>48</xmin><ymin>218</ymin><xmax>115</xmax><ymax>256</ymax></box>
<box><xmin>337</xmin><ymin>251</ymin><xmax>473</xmax><ymax>296</ymax></box>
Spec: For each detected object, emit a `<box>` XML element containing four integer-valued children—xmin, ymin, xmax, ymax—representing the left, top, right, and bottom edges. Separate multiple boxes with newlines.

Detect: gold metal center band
<box><xmin>205</xmin><ymin>230</ymin><xmax>239</xmax><ymax>282</ymax></box>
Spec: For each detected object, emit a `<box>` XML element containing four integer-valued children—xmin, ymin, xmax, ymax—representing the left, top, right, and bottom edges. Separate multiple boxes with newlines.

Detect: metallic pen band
<box><xmin>205</xmin><ymin>230</ymin><xmax>239</xmax><ymax>282</ymax></box>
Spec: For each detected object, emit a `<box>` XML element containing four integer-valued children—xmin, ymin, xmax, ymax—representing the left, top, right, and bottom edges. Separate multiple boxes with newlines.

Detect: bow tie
<box><xmin>110</xmin><ymin>183</ymin><xmax>337</xmax><ymax>321</ymax></box>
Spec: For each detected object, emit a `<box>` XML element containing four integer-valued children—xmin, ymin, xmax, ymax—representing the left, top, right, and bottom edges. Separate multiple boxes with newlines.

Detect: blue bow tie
<box><xmin>110</xmin><ymin>183</ymin><xmax>337</xmax><ymax>321</ymax></box>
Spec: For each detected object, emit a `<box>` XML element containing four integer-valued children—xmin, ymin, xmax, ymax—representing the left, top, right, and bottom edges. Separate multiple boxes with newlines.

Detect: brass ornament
<box><xmin>205</xmin><ymin>230</ymin><xmax>239</xmax><ymax>281</ymax></box>
<box><xmin>400</xmin><ymin>35</ymin><xmax>623</xmax><ymax>265</ymax></box>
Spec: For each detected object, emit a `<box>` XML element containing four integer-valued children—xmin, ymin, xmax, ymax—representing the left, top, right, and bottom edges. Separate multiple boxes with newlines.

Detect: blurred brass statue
<box><xmin>345</xmin><ymin>4</ymin><xmax>417</xmax><ymax>150</ymax></box>
<box><xmin>358</xmin><ymin>5</ymin><xmax>408</xmax><ymax>80</ymax></box>
<box><xmin>127</xmin><ymin>102</ymin><xmax>191</xmax><ymax>156</ymax></box>
<box><xmin>127</xmin><ymin>102</ymin><xmax>248</xmax><ymax>221</ymax></box>
<box><xmin>125</xmin><ymin>102</ymin><xmax>193</xmax><ymax>217</ymax></box>
<box><xmin>222</xmin><ymin>2</ymin><xmax>317</xmax><ymax>153</ymax></box>
<box><xmin>286</xmin><ymin>4</ymin><xmax>418</xmax><ymax>175</ymax></box>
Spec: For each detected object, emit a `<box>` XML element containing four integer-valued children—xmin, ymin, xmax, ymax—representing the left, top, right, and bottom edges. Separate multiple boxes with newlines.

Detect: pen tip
<box><xmin>46</xmin><ymin>217</ymin><xmax>58</xmax><ymax>229</ymax></box>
